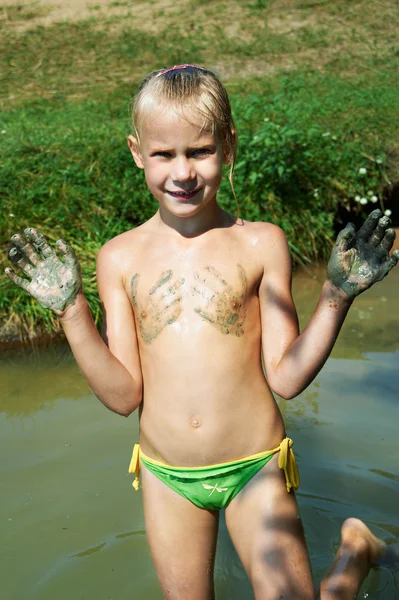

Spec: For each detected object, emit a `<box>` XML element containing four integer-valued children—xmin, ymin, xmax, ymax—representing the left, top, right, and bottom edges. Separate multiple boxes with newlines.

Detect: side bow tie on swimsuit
<box><xmin>128</xmin><ymin>437</ymin><xmax>300</xmax><ymax>511</ymax></box>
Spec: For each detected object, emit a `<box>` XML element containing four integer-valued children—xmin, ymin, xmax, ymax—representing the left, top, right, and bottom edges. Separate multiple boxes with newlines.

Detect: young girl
<box><xmin>6</xmin><ymin>64</ymin><xmax>399</xmax><ymax>599</ymax></box>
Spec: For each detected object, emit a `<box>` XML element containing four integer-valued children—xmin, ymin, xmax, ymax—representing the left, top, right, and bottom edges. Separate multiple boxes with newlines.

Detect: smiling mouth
<box><xmin>167</xmin><ymin>189</ymin><xmax>202</xmax><ymax>200</ymax></box>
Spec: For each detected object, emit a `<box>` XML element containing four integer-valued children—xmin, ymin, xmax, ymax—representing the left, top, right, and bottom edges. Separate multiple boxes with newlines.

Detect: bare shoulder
<box><xmin>96</xmin><ymin>221</ymin><xmax>152</xmax><ymax>272</ymax></box>
<box><xmin>237</xmin><ymin>219</ymin><xmax>289</xmax><ymax>257</ymax></box>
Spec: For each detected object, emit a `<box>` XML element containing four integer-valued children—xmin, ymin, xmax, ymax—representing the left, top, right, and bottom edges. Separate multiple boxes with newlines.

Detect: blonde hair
<box><xmin>131</xmin><ymin>65</ymin><xmax>239</xmax><ymax>215</ymax></box>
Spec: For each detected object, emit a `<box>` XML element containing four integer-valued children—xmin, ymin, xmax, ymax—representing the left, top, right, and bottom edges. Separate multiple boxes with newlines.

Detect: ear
<box><xmin>127</xmin><ymin>135</ymin><xmax>144</xmax><ymax>169</ymax></box>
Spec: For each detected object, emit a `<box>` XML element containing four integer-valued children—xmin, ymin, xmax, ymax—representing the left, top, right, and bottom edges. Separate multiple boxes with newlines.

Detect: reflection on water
<box><xmin>293</xmin><ymin>263</ymin><xmax>399</xmax><ymax>359</ymax></box>
<box><xmin>1</xmin><ymin>265</ymin><xmax>398</xmax><ymax>599</ymax></box>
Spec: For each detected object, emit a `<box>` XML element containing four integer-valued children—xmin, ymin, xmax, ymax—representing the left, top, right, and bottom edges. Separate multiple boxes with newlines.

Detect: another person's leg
<box><xmin>225</xmin><ymin>453</ymin><xmax>315</xmax><ymax>600</ymax></box>
<box><xmin>319</xmin><ymin>517</ymin><xmax>397</xmax><ymax>600</ymax></box>
<box><xmin>141</xmin><ymin>464</ymin><xmax>219</xmax><ymax>600</ymax></box>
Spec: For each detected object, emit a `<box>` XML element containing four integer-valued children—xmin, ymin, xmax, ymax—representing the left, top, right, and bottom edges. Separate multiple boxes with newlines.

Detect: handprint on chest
<box><xmin>191</xmin><ymin>264</ymin><xmax>247</xmax><ymax>336</ymax></box>
<box><xmin>131</xmin><ymin>270</ymin><xmax>185</xmax><ymax>344</ymax></box>
<box><xmin>131</xmin><ymin>264</ymin><xmax>248</xmax><ymax>343</ymax></box>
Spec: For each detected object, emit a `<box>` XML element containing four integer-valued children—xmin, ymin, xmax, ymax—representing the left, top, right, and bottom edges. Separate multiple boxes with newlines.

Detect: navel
<box><xmin>191</xmin><ymin>418</ymin><xmax>201</xmax><ymax>428</ymax></box>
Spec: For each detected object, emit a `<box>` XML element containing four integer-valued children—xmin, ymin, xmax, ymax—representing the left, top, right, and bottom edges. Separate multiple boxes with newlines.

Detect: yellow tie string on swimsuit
<box><xmin>129</xmin><ymin>444</ymin><xmax>141</xmax><ymax>490</ymax></box>
<box><xmin>277</xmin><ymin>437</ymin><xmax>300</xmax><ymax>492</ymax></box>
<box><xmin>129</xmin><ymin>438</ymin><xmax>299</xmax><ymax>493</ymax></box>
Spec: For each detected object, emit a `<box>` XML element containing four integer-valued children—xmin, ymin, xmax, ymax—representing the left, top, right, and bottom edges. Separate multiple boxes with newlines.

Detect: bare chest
<box><xmin>126</xmin><ymin>251</ymin><xmax>261</xmax><ymax>345</ymax></box>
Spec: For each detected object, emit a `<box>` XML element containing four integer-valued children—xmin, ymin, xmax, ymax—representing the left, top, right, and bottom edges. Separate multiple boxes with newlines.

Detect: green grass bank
<box><xmin>1</xmin><ymin>0</ymin><xmax>398</xmax><ymax>341</ymax></box>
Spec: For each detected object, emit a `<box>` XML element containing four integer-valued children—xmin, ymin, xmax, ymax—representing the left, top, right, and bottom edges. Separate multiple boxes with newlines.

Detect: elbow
<box><xmin>120</xmin><ymin>383</ymin><xmax>143</xmax><ymax>417</ymax></box>
<box><xmin>98</xmin><ymin>381</ymin><xmax>143</xmax><ymax>417</ymax></box>
<box><xmin>121</xmin><ymin>407</ymin><xmax>135</xmax><ymax>417</ymax></box>
<box><xmin>268</xmin><ymin>378</ymin><xmax>301</xmax><ymax>400</ymax></box>
<box><xmin>117</xmin><ymin>399</ymin><xmax>140</xmax><ymax>418</ymax></box>
<box><xmin>274</xmin><ymin>388</ymin><xmax>298</xmax><ymax>400</ymax></box>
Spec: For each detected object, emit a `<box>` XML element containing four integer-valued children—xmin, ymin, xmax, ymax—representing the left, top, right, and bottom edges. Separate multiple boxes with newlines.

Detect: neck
<box><xmin>157</xmin><ymin>201</ymin><xmax>233</xmax><ymax>238</ymax></box>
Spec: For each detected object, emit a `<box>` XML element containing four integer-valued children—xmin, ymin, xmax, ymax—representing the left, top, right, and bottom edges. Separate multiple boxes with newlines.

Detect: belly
<box><xmin>135</xmin><ymin>300</ymin><xmax>285</xmax><ymax>465</ymax></box>
<box><xmin>138</xmin><ymin>349</ymin><xmax>285</xmax><ymax>466</ymax></box>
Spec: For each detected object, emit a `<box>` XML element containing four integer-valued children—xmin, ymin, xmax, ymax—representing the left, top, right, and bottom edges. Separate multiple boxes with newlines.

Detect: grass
<box><xmin>1</xmin><ymin>0</ymin><xmax>398</xmax><ymax>341</ymax></box>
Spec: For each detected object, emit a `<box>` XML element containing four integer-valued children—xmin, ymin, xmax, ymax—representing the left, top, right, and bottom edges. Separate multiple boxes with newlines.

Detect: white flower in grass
<box><xmin>384</xmin><ymin>209</ymin><xmax>392</xmax><ymax>217</ymax></box>
<box><xmin>376</xmin><ymin>158</ymin><xmax>383</xmax><ymax>164</ymax></box>
<box><xmin>360</xmin><ymin>198</ymin><xmax>368</xmax><ymax>205</ymax></box>
<box><xmin>1</xmin><ymin>130</ymin><xmax>6</xmax><ymax>134</ymax></box>
<box><xmin>367</xmin><ymin>190</ymin><xmax>374</xmax><ymax>196</ymax></box>
<box><xmin>370</xmin><ymin>195</ymin><xmax>378</xmax><ymax>203</ymax></box>
<box><xmin>354</xmin><ymin>195</ymin><xmax>361</xmax><ymax>202</ymax></box>
<box><xmin>322</xmin><ymin>132</ymin><xmax>330</xmax><ymax>137</ymax></box>
<box><xmin>9</xmin><ymin>213</ymin><xmax>15</xmax><ymax>218</ymax></box>
<box><xmin>264</xmin><ymin>117</ymin><xmax>270</xmax><ymax>122</ymax></box>
<box><xmin>359</xmin><ymin>167</ymin><xmax>367</xmax><ymax>175</ymax></box>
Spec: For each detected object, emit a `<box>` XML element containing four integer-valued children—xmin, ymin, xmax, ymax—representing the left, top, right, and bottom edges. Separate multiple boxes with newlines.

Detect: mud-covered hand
<box><xmin>327</xmin><ymin>209</ymin><xmax>399</xmax><ymax>299</ymax></box>
<box><xmin>5</xmin><ymin>228</ymin><xmax>82</xmax><ymax>315</ymax></box>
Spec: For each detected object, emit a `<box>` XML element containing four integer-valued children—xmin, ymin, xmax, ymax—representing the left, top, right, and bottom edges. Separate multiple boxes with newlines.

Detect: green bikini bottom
<box><xmin>128</xmin><ymin>437</ymin><xmax>299</xmax><ymax>511</ymax></box>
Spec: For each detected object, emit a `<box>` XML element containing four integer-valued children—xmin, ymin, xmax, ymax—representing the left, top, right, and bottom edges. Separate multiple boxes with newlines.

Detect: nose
<box><xmin>171</xmin><ymin>156</ymin><xmax>195</xmax><ymax>183</ymax></box>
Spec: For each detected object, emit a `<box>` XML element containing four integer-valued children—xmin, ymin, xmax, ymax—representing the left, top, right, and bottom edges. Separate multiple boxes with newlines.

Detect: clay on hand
<box><xmin>5</xmin><ymin>228</ymin><xmax>82</xmax><ymax>315</ymax></box>
<box><xmin>327</xmin><ymin>209</ymin><xmax>399</xmax><ymax>299</ymax></box>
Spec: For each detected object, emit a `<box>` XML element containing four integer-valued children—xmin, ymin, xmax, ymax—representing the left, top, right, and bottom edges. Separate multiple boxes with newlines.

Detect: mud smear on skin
<box><xmin>131</xmin><ymin>271</ymin><xmax>184</xmax><ymax>344</ymax></box>
<box><xmin>192</xmin><ymin>264</ymin><xmax>247</xmax><ymax>336</ymax></box>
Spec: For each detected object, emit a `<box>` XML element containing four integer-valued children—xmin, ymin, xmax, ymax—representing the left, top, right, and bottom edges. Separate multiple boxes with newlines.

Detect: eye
<box><xmin>191</xmin><ymin>148</ymin><xmax>213</xmax><ymax>157</ymax></box>
<box><xmin>152</xmin><ymin>151</ymin><xmax>172</xmax><ymax>158</ymax></box>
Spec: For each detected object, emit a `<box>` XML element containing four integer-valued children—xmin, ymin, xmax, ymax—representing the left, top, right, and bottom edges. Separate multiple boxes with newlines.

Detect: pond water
<box><xmin>1</xmin><ymin>264</ymin><xmax>398</xmax><ymax>600</ymax></box>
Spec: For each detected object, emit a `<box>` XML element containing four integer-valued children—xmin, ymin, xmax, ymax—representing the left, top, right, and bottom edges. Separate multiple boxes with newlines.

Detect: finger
<box><xmin>375</xmin><ymin>228</ymin><xmax>396</xmax><ymax>258</ymax></box>
<box><xmin>10</xmin><ymin>233</ymin><xmax>41</xmax><ymax>265</ymax></box>
<box><xmin>24</xmin><ymin>228</ymin><xmax>58</xmax><ymax>259</ymax></box>
<box><xmin>164</xmin><ymin>297</ymin><xmax>182</xmax><ymax>311</ymax></box>
<box><xmin>194</xmin><ymin>268</ymin><xmax>227</xmax><ymax>295</ymax></box>
<box><xmin>378</xmin><ymin>250</ymin><xmax>399</xmax><ymax>279</ymax></box>
<box><xmin>8</xmin><ymin>246</ymin><xmax>22</xmax><ymax>263</ymax></box>
<box><xmin>4</xmin><ymin>267</ymin><xmax>31</xmax><ymax>292</ymax></box>
<box><xmin>191</xmin><ymin>280</ymin><xmax>215</xmax><ymax>301</ymax></box>
<box><xmin>194</xmin><ymin>308</ymin><xmax>216</xmax><ymax>323</ymax></box>
<box><xmin>205</xmin><ymin>266</ymin><xmax>228</xmax><ymax>286</ymax></box>
<box><xmin>161</xmin><ymin>277</ymin><xmax>185</xmax><ymax>298</ymax></box>
<box><xmin>131</xmin><ymin>273</ymin><xmax>140</xmax><ymax>307</ymax></box>
<box><xmin>369</xmin><ymin>216</ymin><xmax>391</xmax><ymax>247</ymax></box>
<box><xmin>335</xmin><ymin>223</ymin><xmax>356</xmax><ymax>252</ymax></box>
<box><xmin>56</xmin><ymin>239</ymin><xmax>79</xmax><ymax>269</ymax></box>
<box><xmin>149</xmin><ymin>270</ymin><xmax>173</xmax><ymax>296</ymax></box>
<box><xmin>8</xmin><ymin>247</ymin><xmax>35</xmax><ymax>276</ymax></box>
<box><xmin>356</xmin><ymin>209</ymin><xmax>382</xmax><ymax>242</ymax></box>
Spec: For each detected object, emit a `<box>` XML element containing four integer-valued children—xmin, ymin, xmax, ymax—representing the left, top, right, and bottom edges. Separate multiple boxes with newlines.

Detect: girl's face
<box><xmin>128</xmin><ymin>109</ymin><xmax>227</xmax><ymax>220</ymax></box>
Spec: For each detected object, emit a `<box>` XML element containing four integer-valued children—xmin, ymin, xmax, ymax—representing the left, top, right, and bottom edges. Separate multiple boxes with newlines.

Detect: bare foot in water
<box><xmin>319</xmin><ymin>518</ymin><xmax>399</xmax><ymax>599</ymax></box>
<box><xmin>340</xmin><ymin>518</ymin><xmax>388</xmax><ymax>565</ymax></box>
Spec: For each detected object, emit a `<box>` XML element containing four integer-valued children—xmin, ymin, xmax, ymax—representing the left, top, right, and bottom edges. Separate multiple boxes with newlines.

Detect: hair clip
<box><xmin>155</xmin><ymin>64</ymin><xmax>205</xmax><ymax>78</ymax></box>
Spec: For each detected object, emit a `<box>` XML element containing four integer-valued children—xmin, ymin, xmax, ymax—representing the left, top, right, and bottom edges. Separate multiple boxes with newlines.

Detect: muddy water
<box><xmin>1</xmin><ymin>265</ymin><xmax>398</xmax><ymax>600</ymax></box>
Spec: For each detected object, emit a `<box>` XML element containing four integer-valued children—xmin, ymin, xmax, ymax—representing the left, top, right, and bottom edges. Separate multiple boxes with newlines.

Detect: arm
<box><xmin>260</xmin><ymin>226</ymin><xmax>352</xmax><ymax>399</ymax></box>
<box><xmin>260</xmin><ymin>211</ymin><xmax>398</xmax><ymax>399</ymax></box>
<box><xmin>5</xmin><ymin>228</ymin><xmax>142</xmax><ymax>416</ymax></box>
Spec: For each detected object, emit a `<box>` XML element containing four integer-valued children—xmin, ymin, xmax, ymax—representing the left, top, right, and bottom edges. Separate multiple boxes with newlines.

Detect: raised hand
<box><xmin>192</xmin><ymin>264</ymin><xmax>247</xmax><ymax>336</ymax></box>
<box><xmin>5</xmin><ymin>228</ymin><xmax>82</xmax><ymax>315</ymax></box>
<box><xmin>131</xmin><ymin>270</ymin><xmax>185</xmax><ymax>344</ymax></box>
<box><xmin>327</xmin><ymin>209</ymin><xmax>399</xmax><ymax>299</ymax></box>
